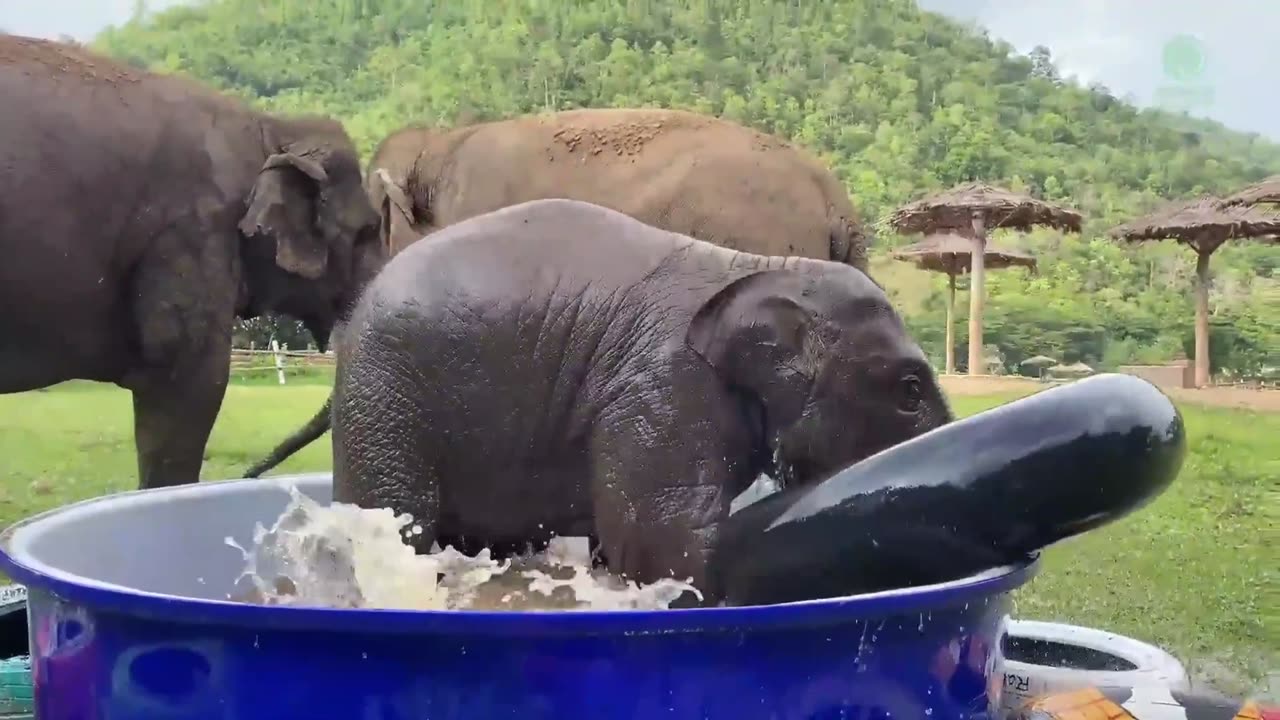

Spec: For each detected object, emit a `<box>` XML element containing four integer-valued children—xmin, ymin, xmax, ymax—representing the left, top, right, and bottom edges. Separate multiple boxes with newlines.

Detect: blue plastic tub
<box><xmin>0</xmin><ymin>473</ymin><xmax>1037</xmax><ymax>720</ymax></box>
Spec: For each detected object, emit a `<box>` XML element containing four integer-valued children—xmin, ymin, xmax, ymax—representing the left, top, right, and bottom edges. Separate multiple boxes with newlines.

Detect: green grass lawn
<box><xmin>0</xmin><ymin>379</ymin><xmax>1276</xmax><ymax>698</ymax></box>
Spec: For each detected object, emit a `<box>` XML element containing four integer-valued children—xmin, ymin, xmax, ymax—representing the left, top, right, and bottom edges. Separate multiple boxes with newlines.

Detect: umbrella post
<box><xmin>968</xmin><ymin>214</ymin><xmax>986</xmax><ymax>376</ymax></box>
<box><xmin>1194</xmin><ymin>248</ymin><xmax>1211</xmax><ymax>388</ymax></box>
<box><xmin>945</xmin><ymin>272</ymin><xmax>956</xmax><ymax>375</ymax></box>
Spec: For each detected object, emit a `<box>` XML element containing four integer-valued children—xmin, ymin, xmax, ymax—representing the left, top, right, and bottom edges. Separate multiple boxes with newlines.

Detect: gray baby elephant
<box><xmin>333</xmin><ymin>199</ymin><xmax>952</xmax><ymax>603</ymax></box>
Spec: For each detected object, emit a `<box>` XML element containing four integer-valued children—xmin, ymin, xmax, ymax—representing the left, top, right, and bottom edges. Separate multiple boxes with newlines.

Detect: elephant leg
<box><xmin>125</xmin><ymin>236</ymin><xmax>237</xmax><ymax>490</ymax></box>
<box><xmin>130</xmin><ymin>349</ymin><xmax>230</xmax><ymax>490</ymax></box>
<box><xmin>590</xmin><ymin>400</ymin><xmax>753</xmax><ymax>603</ymax></box>
<box><xmin>331</xmin><ymin>364</ymin><xmax>440</xmax><ymax>554</ymax></box>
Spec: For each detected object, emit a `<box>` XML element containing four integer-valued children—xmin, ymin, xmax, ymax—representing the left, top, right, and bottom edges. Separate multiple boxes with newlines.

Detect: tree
<box><xmin>1028</xmin><ymin>45</ymin><xmax>1059</xmax><ymax>83</ymax></box>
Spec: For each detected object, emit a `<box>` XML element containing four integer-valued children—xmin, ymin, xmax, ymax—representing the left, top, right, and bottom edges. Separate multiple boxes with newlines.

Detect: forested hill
<box><xmin>90</xmin><ymin>0</ymin><xmax>1278</xmax><ymax>376</ymax></box>
<box><xmin>96</xmin><ymin>0</ymin><xmax>1280</xmax><ymax>224</ymax></box>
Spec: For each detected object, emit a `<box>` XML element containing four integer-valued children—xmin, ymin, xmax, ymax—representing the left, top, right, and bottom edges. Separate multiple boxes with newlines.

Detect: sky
<box><xmin>4</xmin><ymin>0</ymin><xmax>1276</xmax><ymax>139</ymax></box>
<box><xmin>914</xmin><ymin>0</ymin><xmax>1278</xmax><ymax>139</ymax></box>
<box><xmin>1</xmin><ymin>0</ymin><xmax>187</xmax><ymax>44</ymax></box>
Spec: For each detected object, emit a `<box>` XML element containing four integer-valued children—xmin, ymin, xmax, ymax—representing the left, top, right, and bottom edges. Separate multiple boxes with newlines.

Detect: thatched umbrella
<box><xmin>1019</xmin><ymin>355</ymin><xmax>1058</xmax><ymax>378</ymax></box>
<box><xmin>892</xmin><ymin>233</ymin><xmax>1038</xmax><ymax>374</ymax></box>
<box><xmin>886</xmin><ymin>182</ymin><xmax>1082</xmax><ymax>376</ymax></box>
<box><xmin>1108</xmin><ymin>196</ymin><xmax>1280</xmax><ymax>387</ymax></box>
<box><xmin>1218</xmin><ymin>175</ymin><xmax>1280</xmax><ymax>207</ymax></box>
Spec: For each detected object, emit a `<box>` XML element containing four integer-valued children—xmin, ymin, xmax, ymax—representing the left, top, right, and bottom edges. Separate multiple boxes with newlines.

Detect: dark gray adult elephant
<box><xmin>0</xmin><ymin>34</ymin><xmax>385</xmax><ymax>489</ymax></box>
<box><xmin>243</xmin><ymin>107</ymin><xmax>874</xmax><ymax>477</ymax></box>
<box><xmin>329</xmin><ymin>199</ymin><xmax>951</xmax><ymax>604</ymax></box>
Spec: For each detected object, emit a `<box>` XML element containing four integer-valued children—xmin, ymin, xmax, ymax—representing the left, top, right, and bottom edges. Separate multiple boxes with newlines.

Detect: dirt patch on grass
<box><xmin>940</xmin><ymin>375</ymin><xmax>1042</xmax><ymax>398</ymax></box>
<box><xmin>1166</xmin><ymin>385</ymin><xmax>1280</xmax><ymax>412</ymax></box>
<box><xmin>939</xmin><ymin>375</ymin><xmax>1280</xmax><ymax>412</ymax></box>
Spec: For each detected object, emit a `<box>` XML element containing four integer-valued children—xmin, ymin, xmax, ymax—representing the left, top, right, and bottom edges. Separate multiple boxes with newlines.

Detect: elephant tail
<box><xmin>242</xmin><ymin>393</ymin><xmax>333</xmax><ymax>478</ymax></box>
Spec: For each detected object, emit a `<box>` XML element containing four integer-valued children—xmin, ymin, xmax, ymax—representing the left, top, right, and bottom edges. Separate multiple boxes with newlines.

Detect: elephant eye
<box><xmin>899</xmin><ymin>374</ymin><xmax>923</xmax><ymax>412</ymax></box>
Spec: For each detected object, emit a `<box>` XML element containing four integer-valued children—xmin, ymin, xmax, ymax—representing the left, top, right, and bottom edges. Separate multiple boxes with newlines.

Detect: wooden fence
<box><xmin>229</xmin><ymin>342</ymin><xmax>334</xmax><ymax>384</ymax></box>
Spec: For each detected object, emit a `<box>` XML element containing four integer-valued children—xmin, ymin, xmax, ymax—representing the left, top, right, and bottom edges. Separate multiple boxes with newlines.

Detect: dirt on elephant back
<box><xmin>940</xmin><ymin>375</ymin><xmax>1280</xmax><ymax>412</ymax></box>
<box><xmin>543</xmin><ymin>108</ymin><xmax>791</xmax><ymax>160</ymax></box>
<box><xmin>551</xmin><ymin>121</ymin><xmax>666</xmax><ymax>158</ymax></box>
<box><xmin>1</xmin><ymin>34</ymin><xmax>142</xmax><ymax>85</ymax></box>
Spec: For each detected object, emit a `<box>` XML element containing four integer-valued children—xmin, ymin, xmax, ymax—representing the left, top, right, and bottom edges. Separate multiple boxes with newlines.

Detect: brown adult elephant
<box><xmin>241</xmin><ymin>108</ymin><xmax>873</xmax><ymax>478</ymax></box>
<box><xmin>0</xmin><ymin>35</ymin><xmax>385</xmax><ymax>489</ymax></box>
<box><xmin>366</xmin><ymin>107</ymin><xmax>870</xmax><ymax>268</ymax></box>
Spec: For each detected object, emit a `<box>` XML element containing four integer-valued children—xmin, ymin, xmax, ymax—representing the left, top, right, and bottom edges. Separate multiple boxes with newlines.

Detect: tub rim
<box><xmin>0</xmin><ymin>473</ymin><xmax>1040</xmax><ymax>637</ymax></box>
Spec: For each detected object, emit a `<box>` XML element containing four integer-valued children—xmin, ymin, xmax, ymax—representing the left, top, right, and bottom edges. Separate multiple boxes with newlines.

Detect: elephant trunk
<box><xmin>242</xmin><ymin>393</ymin><xmax>333</xmax><ymax>478</ymax></box>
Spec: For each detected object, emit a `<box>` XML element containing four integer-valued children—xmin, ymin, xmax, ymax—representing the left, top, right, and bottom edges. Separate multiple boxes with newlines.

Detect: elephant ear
<box><xmin>238</xmin><ymin>152</ymin><xmax>331</xmax><ymax>280</ymax></box>
<box><xmin>687</xmin><ymin>270</ymin><xmax>824</xmax><ymax>421</ymax></box>
<box><xmin>371</xmin><ymin>168</ymin><xmax>418</xmax><ymax>254</ymax></box>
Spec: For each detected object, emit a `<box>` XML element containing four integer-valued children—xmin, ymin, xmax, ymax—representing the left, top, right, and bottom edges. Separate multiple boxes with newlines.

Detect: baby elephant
<box><xmin>333</xmin><ymin>199</ymin><xmax>951</xmax><ymax>603</ymax></box>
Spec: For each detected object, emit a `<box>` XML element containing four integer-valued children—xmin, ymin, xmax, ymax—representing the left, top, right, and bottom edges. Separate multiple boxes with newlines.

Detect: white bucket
<box><xmin>999</xmin><ymin>619</ymin><xmax>1190</xmax><ymax>716</ymax></box>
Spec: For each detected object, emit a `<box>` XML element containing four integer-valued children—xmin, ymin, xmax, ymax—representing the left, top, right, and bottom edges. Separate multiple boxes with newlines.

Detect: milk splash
<box><xmin>225</xmin><ymin>485</ymin><xmax>702</xmax><ymax>611</ymax></box>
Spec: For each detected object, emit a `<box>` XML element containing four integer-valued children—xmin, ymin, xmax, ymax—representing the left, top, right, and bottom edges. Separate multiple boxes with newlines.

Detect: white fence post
<box><xmin>271</xmin><ymin>340</ymin><xmax>287</xmax><ymax>385</ymax></box>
